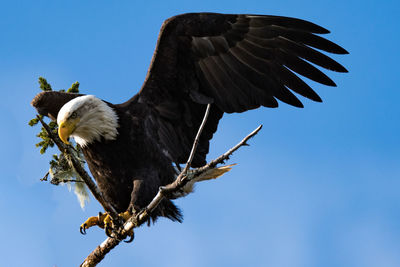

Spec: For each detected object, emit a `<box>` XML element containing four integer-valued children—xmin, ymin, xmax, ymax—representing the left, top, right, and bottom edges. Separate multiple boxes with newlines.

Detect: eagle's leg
<box><xmin>80</xmin><ymin>211</ymin><xmax>134</xmax><ymax>241</ymax></box>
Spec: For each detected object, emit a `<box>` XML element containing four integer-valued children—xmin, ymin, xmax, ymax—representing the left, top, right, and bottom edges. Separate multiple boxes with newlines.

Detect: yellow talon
<box><xmin>80</xmin><ymin>210</ymin><xmax>134</xmax><ymax>241</ymax></box>
<box><xmin>80</xmin><ymin>212</ymin><xmax>108</xmax><ymax>234</ymax></box>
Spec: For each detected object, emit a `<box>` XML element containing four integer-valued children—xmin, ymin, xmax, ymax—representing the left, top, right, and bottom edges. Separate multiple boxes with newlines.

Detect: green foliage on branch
<box><xmin>38</xmin><ymin>77</ymin><xmax>52</xmax><ymax>91</ymax></box>
<box><xmin>35</xmin><ymin>121</ymin><xmax>58</xmax><ymax>154</ymax></box>
<box><xmin>29</xmin><ymin>77</ymin><xmax>80</xmax><ymax>154</ymax></box>
<box><xmin>29</xmin><ymin>77</ymin><xmax>89</xmax><ymax>208</ymax></box>
<box><xmin>67</xmin><ymin>81</ymin><xmax>80</xmax><ymax>93</ymax></box>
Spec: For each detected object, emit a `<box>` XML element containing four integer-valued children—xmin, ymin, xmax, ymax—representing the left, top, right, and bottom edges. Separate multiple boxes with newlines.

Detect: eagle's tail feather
<box><xmin>182</xmin><ymin>164</ymin><xmax>236</xmax><ymax>194</ymax></box>
<box><xmin>196</xmin><ymin>164</ymin><xmax>236</xmax><ymax>181</ymax></box>
<box><xmin>149</xmin><ymin>199</ymin><xmax>183</xmax><ymax>224</ymax></box>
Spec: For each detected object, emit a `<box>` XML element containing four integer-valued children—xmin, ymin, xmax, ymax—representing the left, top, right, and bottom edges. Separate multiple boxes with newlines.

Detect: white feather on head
<box><xmin>57</xmin><ymin>95</ymin><xmax>119</xmax><ymax>146</ymax></box>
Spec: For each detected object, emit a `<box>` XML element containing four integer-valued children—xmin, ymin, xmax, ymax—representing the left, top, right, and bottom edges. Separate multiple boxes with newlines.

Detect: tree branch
<box><xmin>80</xmin><ymin>122</ymin><xmax>263</xmax><ymax>267</ymax></box>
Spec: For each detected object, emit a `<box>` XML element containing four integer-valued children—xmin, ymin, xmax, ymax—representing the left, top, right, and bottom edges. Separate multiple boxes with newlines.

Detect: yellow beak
<box><xmin>58</xmin><ymin>118</ymin><xmax>79</xmax><ymax>144</ymax></box>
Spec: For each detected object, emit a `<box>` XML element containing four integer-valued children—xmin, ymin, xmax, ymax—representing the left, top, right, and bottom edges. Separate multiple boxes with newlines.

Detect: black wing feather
<box><xmin>130</xmin><ymin>13</ymin><xmax>347</xmax><ymax>166</ymax></box>
<box><xmin>246</xmin><ymin>15</ymin><xmax>330</xmax><ymax>34</ymax></box>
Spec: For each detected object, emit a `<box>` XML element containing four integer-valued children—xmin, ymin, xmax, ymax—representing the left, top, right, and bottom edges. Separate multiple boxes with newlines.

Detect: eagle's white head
<box><xmin>57</xmin><ymin>95</ymin><xmax>119</xmax><ymax>147</ymax></box>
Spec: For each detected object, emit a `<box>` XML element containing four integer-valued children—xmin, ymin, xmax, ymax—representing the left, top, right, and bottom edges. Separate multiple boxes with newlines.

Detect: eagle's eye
<box><xmin>70</xmin><ymin>111</ymin><xmax>78</xmax><ymax>119</ymax></box>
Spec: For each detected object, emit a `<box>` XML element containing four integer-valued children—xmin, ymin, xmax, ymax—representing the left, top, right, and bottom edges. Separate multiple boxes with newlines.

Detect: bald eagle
<box><xmin>31</xmin><ymin>13</ymin><xmax>347</xmax><ymax>232</ymax></box>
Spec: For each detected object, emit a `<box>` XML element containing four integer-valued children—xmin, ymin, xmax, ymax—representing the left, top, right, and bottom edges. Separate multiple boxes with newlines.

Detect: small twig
<box><xmin>181</xmin><ymin>104</ymin><xmax>211</xmax><ymax>175</ymax></box>
<box><xmin>40</xmin><ymin>172</ymin><xmax>49</xmax><ymax>181</ymax></box>
<box><xmin>196</xmin><ymin>124</ymin><xmax>263</xmax><ymax>172</ymax></box>
<box><xmin>50</xmin><ymin>178</ymin><xmax>86</xmax><ymax>185</ymax></box>
<box><xmin>61</xmin><ymin>179</ymin><xmax>85</xmax><ymax>183</ymax></box>
<box><xmin>37</xmin><ymin>115</ymin><xmax>119</xmax><ymax>221</ymax></box>
<box><xmin>80</xmin><ymin>122</ymin><xmax>263</xmax><ymax>267</ymax></box>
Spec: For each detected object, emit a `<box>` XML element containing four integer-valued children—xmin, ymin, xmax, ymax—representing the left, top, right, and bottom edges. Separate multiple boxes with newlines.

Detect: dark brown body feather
<box><xmin>31</xmin><ymin>13</ymin><xmax>347</xmax><ymax>222</ymax></box>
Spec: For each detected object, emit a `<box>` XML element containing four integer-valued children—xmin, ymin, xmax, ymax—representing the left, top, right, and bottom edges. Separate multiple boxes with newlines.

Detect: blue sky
<box><xmin>1</xmin><ymin>0</ymin><xmax>400</xmax><ymax>266</ymax></box>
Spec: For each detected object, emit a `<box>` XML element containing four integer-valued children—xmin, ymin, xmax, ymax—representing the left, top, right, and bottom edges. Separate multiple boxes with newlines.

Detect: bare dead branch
<box><xmin>80</xmin><ymin>122</ymin><xmax>263</xmax><ymax>267</ymax></box>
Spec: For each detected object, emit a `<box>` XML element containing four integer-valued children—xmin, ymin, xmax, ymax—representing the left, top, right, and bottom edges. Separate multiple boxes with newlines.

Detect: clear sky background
<box><xmin>1</xmin><ymin>0</ymin><xmax>399</xmax><ymax>266</ymax></box>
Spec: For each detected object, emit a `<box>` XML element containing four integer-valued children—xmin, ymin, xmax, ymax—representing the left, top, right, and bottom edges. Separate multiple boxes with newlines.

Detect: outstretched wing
<box><xmin>125</xmin><ymin>13</ymin><xmax>349</xmax><ymax>167</ymax></box>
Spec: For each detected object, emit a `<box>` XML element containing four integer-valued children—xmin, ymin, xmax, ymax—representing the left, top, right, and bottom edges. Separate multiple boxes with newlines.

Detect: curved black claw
<box><xmin>80</xmin><ymin>224</ymin><xmax>87</xmax><ymax>235</ymax></box>
<box><xmin>105</xmin><ymin>224</ymin><xmax>113</xmax><ymax>238</ymax></box>
<box><xmin>124</xmin><ymin>232</ymin><xmax>135</xmax><ymax>243</ymax></box>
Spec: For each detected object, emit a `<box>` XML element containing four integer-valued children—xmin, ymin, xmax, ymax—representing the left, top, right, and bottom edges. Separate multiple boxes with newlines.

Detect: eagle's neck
<box><xmin>72</xmin><ymin>97</ymin><xmax>119</xmax><ymax>147</ymax></box>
